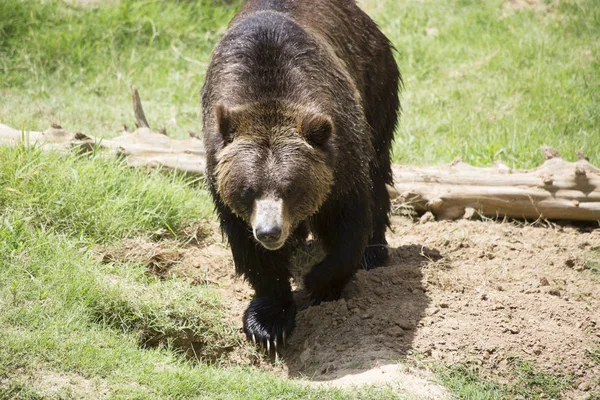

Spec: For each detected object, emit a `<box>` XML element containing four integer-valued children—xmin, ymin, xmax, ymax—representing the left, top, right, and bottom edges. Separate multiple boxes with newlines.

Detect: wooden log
<box><xmin>1</xmin><ymin>87</ymin><xmax>599</xmax><ymax>222</ymax></box>
<box><xmin>0</xmin><ymin>87</ymin><xmax>206</xmax><ymax>174</ymax></box>
<box><xmin>389</xmin><ymin>156</ymin><xmax>600</xmax><ymax>221</ymax></box>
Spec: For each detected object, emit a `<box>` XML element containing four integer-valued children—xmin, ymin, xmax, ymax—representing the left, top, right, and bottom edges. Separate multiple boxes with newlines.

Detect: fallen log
<box><xmin>0</xmin><ymin>87</ymin><xmax>206</xmax><ymax>174</ymax></box>
<box><xmin>389</xmin><ymin>155</ymin><xmax>600</xmax><ymax>221</ymax></box>
<box><xmin>1</xmin><ymin>87</ymin><xmax>599</xmax><ymax>222</ymax></box>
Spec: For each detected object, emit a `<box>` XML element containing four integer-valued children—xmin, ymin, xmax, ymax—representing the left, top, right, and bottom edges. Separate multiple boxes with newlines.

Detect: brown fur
<box><xmin>202</xmin><ymin>0</ymin><xmax>401</xmax><ymax>349</ymax></box>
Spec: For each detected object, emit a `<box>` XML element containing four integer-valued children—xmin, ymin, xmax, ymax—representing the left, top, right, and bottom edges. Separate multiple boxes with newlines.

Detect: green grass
<box><xmin>0</xmin><ymin>0</ymin><xmax>235</xmax><ymax>139</ymax></box>
<box><xmin>0</xmin><ymin>146</ymin><xmax>212</xmax><ymax>242</ymax></box>
<box><xmin>435</xmin><ymin>359</ymin><xmax>573</xmax><ymax>399</ymax></box>
<box><xmin>1</xmin><ymin>0</ymin><xmax>598</xmax><ymax>397</ymax></box>
<box><xmin>586</xmin><ymin>246</ymin><xmax>600</xmax><ymax>274</ymax></box>
<box><xmin>370</xmin><ymin>0</ymin><xmax>600</xmax><ymax>167</ymax></box>
<box><xmin>507</xmin><ymin>358</ymin><xmax>573</xmax><ymax>399</ymax></box>
<box><xmin>589</xmin><ymin>348</ymin><xmax>600</xmax><ymax>365</ymax></box>
<box><xmin>434</xmin><ymin>363</ymin><xmax>505</xmax><ymax>399</ymax></box>
<box><xmin>1</xmin><ymin>0</ymin><xmax>599</xmax><ymax>167</ymax></box>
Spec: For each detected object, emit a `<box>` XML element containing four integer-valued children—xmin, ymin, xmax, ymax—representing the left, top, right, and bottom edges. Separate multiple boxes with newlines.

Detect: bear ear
<box><xmin>215</xmin><ymin>103</ymin><xmax>240</xmax><ymax>145</ymax></box>
<box><xmin>299</xmin><ymin>114</ymin><xmax>333</xmax><ymax>148</ymax></box>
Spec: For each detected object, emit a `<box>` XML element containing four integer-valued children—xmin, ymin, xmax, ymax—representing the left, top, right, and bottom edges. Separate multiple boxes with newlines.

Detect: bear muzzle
<box><xmin>251</xmin><ymin>197</ymin><xmax>289</xmax><ymax>250</ymax></box>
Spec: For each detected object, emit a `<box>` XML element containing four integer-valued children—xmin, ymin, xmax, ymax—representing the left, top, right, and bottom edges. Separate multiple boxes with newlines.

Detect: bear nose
<box><xmin>255</xmin><ymin>225</ymin><xmax>282</xmax><ymax>243</ymax></box>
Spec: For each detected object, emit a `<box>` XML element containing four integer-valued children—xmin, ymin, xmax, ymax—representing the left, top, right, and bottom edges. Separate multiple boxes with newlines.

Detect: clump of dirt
<box><xmin>98</xmin><ymin>221</ymin><xmax>220</xmax><ymax>282</ymax></box>
<box><xmin>100</xmin><ymin>238</ymin><xmax>184</xmax><ymax>277</ymax></box>
<box><xmin>102</xmin><ymin>216</ymin><xmax>600</xmax><ymax>398</ymax></box>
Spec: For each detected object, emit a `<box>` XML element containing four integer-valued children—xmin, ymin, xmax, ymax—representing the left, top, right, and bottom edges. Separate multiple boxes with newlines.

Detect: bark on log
<box><xmin>1</xmin><ymin>87</ymin><xmax>599</xmax><ymax>222</ymax></box>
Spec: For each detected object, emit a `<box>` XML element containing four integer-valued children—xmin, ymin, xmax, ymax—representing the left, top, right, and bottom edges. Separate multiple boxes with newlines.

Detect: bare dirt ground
<box><xmin>104</xmin><ymin>215</ymin><xmax>600</xmax><ymax>399</ymax></box>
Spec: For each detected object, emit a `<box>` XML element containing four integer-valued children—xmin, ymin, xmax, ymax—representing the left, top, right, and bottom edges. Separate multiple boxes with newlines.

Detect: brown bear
<box><xmin>201</xmin><ymin>0</ymin><xmax>401</xmax><ymax>351</ymax></box>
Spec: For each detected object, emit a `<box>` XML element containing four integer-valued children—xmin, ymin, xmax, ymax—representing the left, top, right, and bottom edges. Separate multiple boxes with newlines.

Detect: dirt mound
<box><xmin>289</xmin><ymin>217</ymin><xmax>600</xmax><ymax>397</ymax></box>
<box><xmin>102</xmin><ymin>216</ymin><xmax>600</xmax><ymax>398</ymax></box>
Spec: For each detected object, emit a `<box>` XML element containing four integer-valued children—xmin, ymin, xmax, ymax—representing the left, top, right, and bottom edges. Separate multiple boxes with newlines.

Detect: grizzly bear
<box><xmin>201</xmin><ymin>0</ymin><xmax>401</xmax><ymax>350</ymax></box>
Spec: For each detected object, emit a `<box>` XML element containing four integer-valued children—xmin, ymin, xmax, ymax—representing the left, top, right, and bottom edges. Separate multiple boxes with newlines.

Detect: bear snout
<box><xmin>251</xmin><ymin>198</ymin><xmax>289</xmax><ymax>250</ymax></box>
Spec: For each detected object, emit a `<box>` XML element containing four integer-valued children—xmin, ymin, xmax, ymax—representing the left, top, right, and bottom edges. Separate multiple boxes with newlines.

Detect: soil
<box><xmin>102</xmin><ymin>216</ymin><xmax>600</xmax><ymax>399</ymax></box>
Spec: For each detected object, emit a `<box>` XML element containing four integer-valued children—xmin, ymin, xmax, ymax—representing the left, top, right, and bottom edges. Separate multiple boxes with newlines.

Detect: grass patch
<box><xmin>371</xmin><ymin>0</ymin><xmax>600</xmax><ymax>167</ymax></box>
<box><xmin>434</xmin><ymin>358</ymin><xmax>573</xmax><ymax>399</ymax></box>
<box><xmin>2</xmin><ymin>0</ymin><xmax>598</xmax><ymax>167</ymax></box>
<box><xmin>435</xmin><ymin>363</ymin><xmax>505</xmax><ymax>399</ymax></box>
<box><xmin>588</xmin><ymin>349</ymin><xmax>600</xmax><ymax>365</ymax></box>
<box><xmin>0</xmin><ymin>145</ymin><xmax>212</xmax><ymax>243</ymax></box>
<box><xmin>507</xmin><ymin>358</ymin><xmax>573</xmax><ymax>399</ymax></box>
<box><xmin>91</xmin><ymin>269</ymin><xmax>238</xmax><ymax>362</ymax></box>
<box><xmin>586</xmin><ymin>247</ymin><xmax>600</xmax><ymax>274</ymax></box>
<box><xmin>1</xmin><ymin>0</ymin><xmax>238</xmax><ymax>139</ymax></box>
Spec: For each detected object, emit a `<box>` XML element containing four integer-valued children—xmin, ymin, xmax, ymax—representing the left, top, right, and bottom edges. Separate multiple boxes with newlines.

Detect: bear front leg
<box><xmin>304</xmin><ymin>199</ymin><xmax>371</xmax><ymax>304</ymax></box>
<box><xmin>241</xmin><ymin>249</ymin><xmax>296</xmax><ymax>352</ymax></box>
<box><xmin>220</xmin><ymin>210</ymin><xmax>296</xmax><ymax>351</ymax></box>
<box><xmin>362</xmin><ymin>165</ymin><xmax>392</xmax><ymax>270</ymax></box>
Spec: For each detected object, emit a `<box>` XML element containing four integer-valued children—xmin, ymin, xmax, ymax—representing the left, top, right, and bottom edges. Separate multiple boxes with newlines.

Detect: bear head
<box><xmin>213</xmin><ymin>101</ymin><xmax>335</xmax><ymax>250</ymax></box>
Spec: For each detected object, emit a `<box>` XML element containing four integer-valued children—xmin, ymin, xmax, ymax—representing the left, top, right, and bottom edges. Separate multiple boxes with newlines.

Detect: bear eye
<box><xmin>240</xmin><ymin>187</ymin><xmax>256</xmax><ymax>203</ymax></box>
<box><xmin>285</xmin><ymin>185</ymin><xmax>302</xmax><ymax>198</ymax></box>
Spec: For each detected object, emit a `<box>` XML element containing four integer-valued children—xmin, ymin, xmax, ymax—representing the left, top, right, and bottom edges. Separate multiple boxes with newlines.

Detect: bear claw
<box><xmin>243</xmin><ymin>296</ymin><xmax>296</xmax><ymax>355</ymax></box>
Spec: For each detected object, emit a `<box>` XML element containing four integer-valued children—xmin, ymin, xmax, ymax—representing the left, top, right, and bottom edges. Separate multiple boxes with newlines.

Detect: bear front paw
<box><xmin>243</xmin><ymin>296</ymin><xmax>296</xmax><ymax>353</ymax></box>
